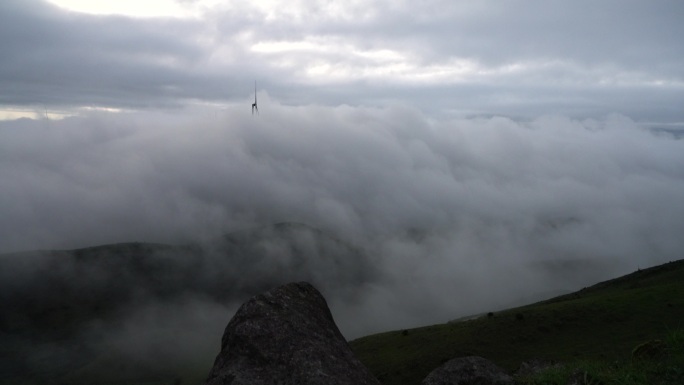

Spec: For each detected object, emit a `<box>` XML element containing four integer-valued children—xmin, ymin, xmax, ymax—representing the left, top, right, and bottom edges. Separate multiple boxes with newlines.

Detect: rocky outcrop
<box><xmin>421</xmin><ymin>356</ymin><xmax>513</xmax><ymax>385</ymax></box>
<box><xmin>204</xmin><ymin>282</ymin><xmax>380</xmax><ymax>385</ymax></box>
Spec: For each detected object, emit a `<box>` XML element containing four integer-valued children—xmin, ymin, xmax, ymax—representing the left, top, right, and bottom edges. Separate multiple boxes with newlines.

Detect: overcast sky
<box><xmin>1</xmin><ymin>0</ymin><xmax>684</xmax><ymax>337</ymax></box>
<box><xmin>1</xmin><ymin>0</ymin><xmax>683</xmax><ymax>123</ymax></box>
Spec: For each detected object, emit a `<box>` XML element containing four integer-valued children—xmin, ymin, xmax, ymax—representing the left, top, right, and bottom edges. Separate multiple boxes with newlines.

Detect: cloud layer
<box><xmin>2</xmin><ymin>104</ymin><xmax>683</xmax><ymax>332</ymax></box>
<box><xmin>2</xmin><ymin>0</ymin><xmax>683</xmax><ymax>122</ymax></box>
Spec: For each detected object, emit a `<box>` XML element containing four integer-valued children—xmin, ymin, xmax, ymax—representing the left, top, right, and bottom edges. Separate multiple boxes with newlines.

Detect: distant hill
<box><xmin>0</xmin><ymin>222</ymin><xmax>376</xmax><ymax>383</ymax></box>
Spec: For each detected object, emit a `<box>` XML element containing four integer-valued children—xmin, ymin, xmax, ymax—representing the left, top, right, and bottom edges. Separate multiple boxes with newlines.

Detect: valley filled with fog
<box><xmin>2</xmin><ymin>105</ymin><xmax>682</xmax><ymax>342</ymax></box>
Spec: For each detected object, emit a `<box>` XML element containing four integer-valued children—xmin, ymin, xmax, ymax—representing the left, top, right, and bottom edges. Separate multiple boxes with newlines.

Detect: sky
<box><xmin>1</xmin><ymin>0</ymin><xmax>684</xmax><ymax>341</ymax></box>
<box><xmin>1</xmin><ymin>0</ymin><xmax>683</xmax><ymax>124</ymax></box>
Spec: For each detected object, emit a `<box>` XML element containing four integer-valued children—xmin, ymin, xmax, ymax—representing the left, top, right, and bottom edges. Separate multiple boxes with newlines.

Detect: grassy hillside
<box><xmin>350</xmin><ymin>259</ymin><xmax>684</xmax><ymax>385</ymax></box>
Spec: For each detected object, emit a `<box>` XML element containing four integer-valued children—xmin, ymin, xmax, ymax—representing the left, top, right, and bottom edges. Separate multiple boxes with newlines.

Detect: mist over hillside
<box><xmin>2</xmin><ymin>105</ymin><xmax>683</xmax><ymax>331</ymax></box>
<box><xmin>0</xmin><ymin>222</ymin><xmax>376</xmax><ymax>379</ymax></box>
<box><xmin>1</xmin><ymin>104</ymin><xmax>683</xmax><ymax>381</ymax></box>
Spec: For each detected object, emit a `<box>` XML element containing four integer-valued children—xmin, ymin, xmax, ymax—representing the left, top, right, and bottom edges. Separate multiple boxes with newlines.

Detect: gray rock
<box><xmin>421</xmin><ymin>356</ymin><xmax>513</xmax><ymax>385</ymax></box>
<box><xmin>205</xmin><ymin>282</ymin><xmax>380</xmax><ymax>385</ymax></box>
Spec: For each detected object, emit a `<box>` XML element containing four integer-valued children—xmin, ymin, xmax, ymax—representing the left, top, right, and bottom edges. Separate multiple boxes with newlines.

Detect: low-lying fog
<box><xmin>1</xmin><ymin>103</ymin><xmax>683</xmax><ymax>376</ymax></box>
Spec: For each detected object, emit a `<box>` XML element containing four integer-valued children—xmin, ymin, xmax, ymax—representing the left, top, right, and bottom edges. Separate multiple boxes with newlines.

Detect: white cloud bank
<box><xmin>2</xmin><ymin>103</ymin><xmax>683</xmax><ymax>335</ymax></box>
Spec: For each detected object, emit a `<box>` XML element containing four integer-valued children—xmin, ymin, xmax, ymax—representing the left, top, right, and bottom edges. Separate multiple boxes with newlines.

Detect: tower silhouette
<box><xmin>251</xmin><ymin>81</ymin><xmax>258</xmax><ymax>115</ymax></box>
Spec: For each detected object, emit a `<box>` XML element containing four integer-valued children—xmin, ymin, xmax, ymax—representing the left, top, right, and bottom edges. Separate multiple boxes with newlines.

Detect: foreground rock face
<box><xmin>205</xmin><ymin>282</ymin><xmax>380</xmax><ymax>385</ymax></box>
<box><xmin>421</xmin><ymin>356</ymin><xmax>514</xmax><ymax>385</ymax></box>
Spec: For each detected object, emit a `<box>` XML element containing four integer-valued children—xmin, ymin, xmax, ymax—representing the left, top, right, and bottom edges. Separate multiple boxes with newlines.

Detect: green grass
<box><xmin>350</xmin><ymin>260</ymin><xmax>684</xmax><ymax>385</ymax></box>
<box><xmin>516</xmin><ymin>328</ymin><xmax>684</xmax><ymax>384</ymax></box>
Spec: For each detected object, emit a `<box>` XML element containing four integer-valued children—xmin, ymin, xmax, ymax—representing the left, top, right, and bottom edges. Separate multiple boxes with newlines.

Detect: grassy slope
<box><xmin>350</xmin><ymin>259</ymin><xmax>684</xmax><ymax>385</ymax></box>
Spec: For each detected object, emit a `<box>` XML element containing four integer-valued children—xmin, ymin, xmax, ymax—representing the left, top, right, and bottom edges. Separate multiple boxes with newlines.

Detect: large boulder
<box><xmin>205</xmin><ymin>282</ymin><xmax>380</xmax><ymax>385</ymax></box>
<box><xmin>421</xmin><ymin>356</ymin><xmax>513</xmax><ymax>385</ymax></box>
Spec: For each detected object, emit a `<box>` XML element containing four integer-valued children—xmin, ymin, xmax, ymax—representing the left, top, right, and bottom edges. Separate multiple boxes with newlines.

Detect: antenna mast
<box><xmin>252</xmin><ymin>80</ymin><xmax>259</xmax><ymax>115</ymax></box>
<box><xmin>44</xmin><ymin>105</ymin><xmax>51</xmax><ymax>127</ymax></box>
